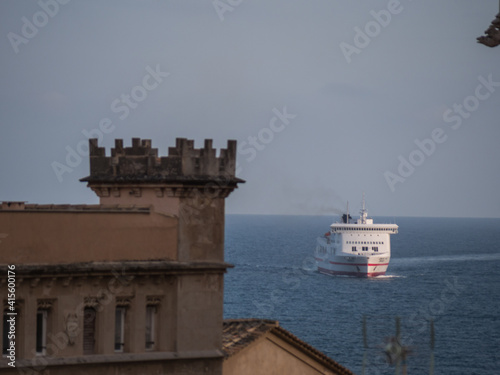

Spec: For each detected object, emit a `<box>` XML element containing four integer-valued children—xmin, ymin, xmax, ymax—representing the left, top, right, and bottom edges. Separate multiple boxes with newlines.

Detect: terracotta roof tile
<box><xmin>222</xmin><ymin>319</ymin><xmax>277</xmax><ymax>357</ymax></box>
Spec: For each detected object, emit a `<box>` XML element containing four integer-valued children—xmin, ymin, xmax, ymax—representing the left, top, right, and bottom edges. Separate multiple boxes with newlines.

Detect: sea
<box><xmin>223</xmin><ymin>215</ymin><xmax>500</xmax><ymax>375</ymax></box>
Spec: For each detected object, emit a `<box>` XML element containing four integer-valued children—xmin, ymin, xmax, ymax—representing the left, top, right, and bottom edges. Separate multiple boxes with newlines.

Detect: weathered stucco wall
<box><xmin>177</xmin><ymin>196</ymin><xmax>226</xmax><ymax>262</ymax></box>
<box><xmin>0</xmin><ymin>208</ymin><xmax>178</xmax><ymax>264</ymax></box>
<box><xmin>0</xmin><ymin>265</ymin><xmax>225</xmax><ymax>375</ymax></box>
<box><xmin>224</xmin><ymin>335</ymin><xmax>336</xmax><ymax>375</ymax></box>
<box><xmin>0</xmin><ymin>358</ymin><xmax>222</xmax><ymax>375</ymax></box>
<box><xmin>176</xmin><ymin>273</ymin><xmax>224</xmax><ymax>352</ymax></box>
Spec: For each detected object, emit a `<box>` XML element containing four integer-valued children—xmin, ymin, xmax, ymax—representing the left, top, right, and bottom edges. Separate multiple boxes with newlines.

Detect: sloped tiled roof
<box><xmin>222</xmin><ymin>319</ymin><xmax>277</xmax><ymax>357</ymax></box>
<box><xmin>222</xmin><ymin>319</ymin><xmax>355</xmax><ymax>375</ymax></box>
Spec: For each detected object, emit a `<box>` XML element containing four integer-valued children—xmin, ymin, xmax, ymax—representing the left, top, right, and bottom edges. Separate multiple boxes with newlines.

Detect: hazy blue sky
<box><xmin>1</xmin><ymin>0</ymin><xmax>499</xmax><ymax>218</ymax></box>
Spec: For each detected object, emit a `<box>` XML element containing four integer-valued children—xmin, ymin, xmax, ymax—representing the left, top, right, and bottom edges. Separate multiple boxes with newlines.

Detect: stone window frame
<box><xmin>114</xmin><ymin>306</ymin><xmax>126</xmax><ymax>352</ymax></box>
<box><xmin>83</xmin><ymin>304</ymin><xmax>98</xmax><ymax>355</ymax></box>
<box><xmin>36</xmin><ymin>299</ymin><xmax>54</xmax><ymax>356</ymax></box>
<box><xmin>114</xmin><ymin>297</ymin><xmax>132</xmax><ymax>353</ymax></box>
<box><xmin>145</xmin><ymin>296</ymin><xmax>161</xmax><ymax>351</ymax></box>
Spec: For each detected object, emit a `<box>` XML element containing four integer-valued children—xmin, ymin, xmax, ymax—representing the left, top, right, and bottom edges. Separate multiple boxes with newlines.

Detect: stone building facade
<box><xmin>0</xmin><ymin>138</ymin><xmax>243</xmax><ymax>375</ymax></box>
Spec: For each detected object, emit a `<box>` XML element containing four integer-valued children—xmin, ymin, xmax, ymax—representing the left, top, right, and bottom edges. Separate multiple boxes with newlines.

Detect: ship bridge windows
<box><xmin>346</xmin><ymin>240</ymin><xmax>384</xmax><ymax>245</ymax></box>
<box><xmin>345</xmin><ymin>227</ymin><xmax>392</xmax><ymax>232</ymax></box>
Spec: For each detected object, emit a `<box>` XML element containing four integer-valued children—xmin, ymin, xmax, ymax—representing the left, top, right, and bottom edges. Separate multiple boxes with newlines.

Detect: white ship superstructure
<box><xmin>314</xmin><ymin>197</ymin><xmax>398</xmax><ymax>277</ymax></box>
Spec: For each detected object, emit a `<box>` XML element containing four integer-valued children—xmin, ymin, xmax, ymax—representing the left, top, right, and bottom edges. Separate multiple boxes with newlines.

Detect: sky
<box><xmin>0</xmin><ymin>0</ymin><xmax>499</xmax><ymax>218</ymax></box>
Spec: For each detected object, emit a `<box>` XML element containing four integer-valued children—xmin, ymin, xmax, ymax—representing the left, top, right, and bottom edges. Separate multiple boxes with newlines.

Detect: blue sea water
<box><xmin>223</xmin><ymin>215</ymin><xmax>500</xmax><ymax>375</ymax></box>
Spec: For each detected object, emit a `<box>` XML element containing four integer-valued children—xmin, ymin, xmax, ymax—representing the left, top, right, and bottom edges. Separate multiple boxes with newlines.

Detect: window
<box><xmin>351</xmin><ymin>246</ymin><xmax>356</xmax><ymax>251</ymax></box>
<box><xmin>145</xmin><ymin>306</ymin><xmax>156</xmax><ymax>350</ymax></box>
<box><xmin>362</xmin><ymin>246</ymin><xmax>368</xmax><ymax>251</ymax></box>
<box><xmin>83</xmin><ymin>307</ymin><xmax>97</xmax><ymax>355</ymax></box>
<box><xmin>115</xmin><ymin>307</ymin><xmax>126</xmax><ymax>352</ymax></box>
<box><xmin>36</xmin><ymin>310</ymin><xmax>48</xmax><ymax>355</ymax></box>
<box><xmin>373</xmin><ymin>246</ymin><xmax>379</xmax><ymax>252</ymax></box>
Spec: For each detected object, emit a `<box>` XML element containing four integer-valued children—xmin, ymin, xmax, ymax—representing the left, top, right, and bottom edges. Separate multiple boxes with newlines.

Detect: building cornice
<box><xmin>0</xmin><ymin>350</ymin><xmax>224</xmax><ymax>369</ymax></box>
<box><xmin>0</xmin><ymin>260</ymin><xmax>233</xmax><ymax>282</ymax></box>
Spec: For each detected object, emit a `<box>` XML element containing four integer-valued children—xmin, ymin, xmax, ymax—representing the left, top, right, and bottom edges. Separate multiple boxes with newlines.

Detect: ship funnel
<box><xmin>341</xmin><ymin>213</ymin><xmax>352</xmax><ymax>223</ymax></box>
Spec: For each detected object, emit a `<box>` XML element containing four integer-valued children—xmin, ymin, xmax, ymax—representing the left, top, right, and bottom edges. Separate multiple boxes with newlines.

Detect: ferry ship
<box><xmin>314</xmin><ymin>197</ymin><xmax>398</xmax><ymax>277</ymax></box>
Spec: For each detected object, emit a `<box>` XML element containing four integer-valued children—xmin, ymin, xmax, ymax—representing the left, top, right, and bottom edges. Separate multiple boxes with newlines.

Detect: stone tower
<box><xmin>81</xmin><ymin>137</ymin><xmax>244</xmax><ymax>262</ymax></box>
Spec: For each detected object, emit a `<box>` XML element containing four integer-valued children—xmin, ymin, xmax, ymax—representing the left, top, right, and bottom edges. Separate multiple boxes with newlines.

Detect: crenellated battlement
<box><xmin>81</xmin><ymin>137</ymin><xmax>241</xmax><ymax>184</ymax></box>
